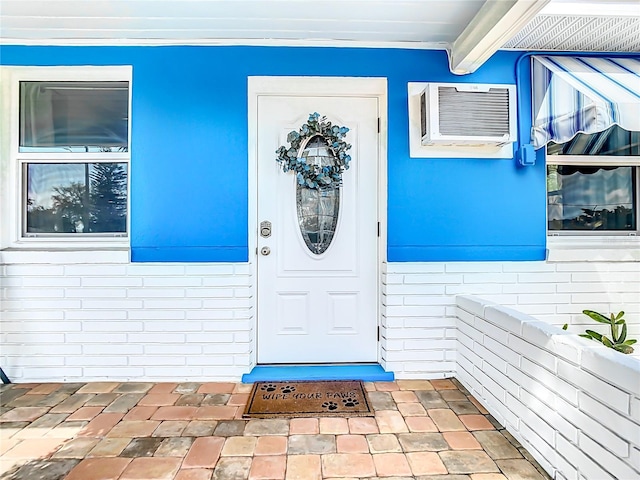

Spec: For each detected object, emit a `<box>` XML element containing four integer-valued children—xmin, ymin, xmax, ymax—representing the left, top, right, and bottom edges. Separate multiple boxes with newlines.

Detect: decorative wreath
<box><xmin>276</xmin><ymin>112</ymin><xmax>351</xmax><ymax>190</ymax></box>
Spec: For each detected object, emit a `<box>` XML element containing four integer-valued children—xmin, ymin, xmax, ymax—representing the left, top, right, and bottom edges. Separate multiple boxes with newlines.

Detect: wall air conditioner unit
<box><xmin>420</xmin><ymin>83</ymin><xmax>517</xmax><ymax>147</ymax></box>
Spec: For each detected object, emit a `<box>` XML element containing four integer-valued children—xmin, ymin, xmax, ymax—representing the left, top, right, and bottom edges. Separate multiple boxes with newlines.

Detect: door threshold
<box><xmin>241</xmin><ymin>363</ymin><xmax>394</xmax><ymax>383</ymax></box>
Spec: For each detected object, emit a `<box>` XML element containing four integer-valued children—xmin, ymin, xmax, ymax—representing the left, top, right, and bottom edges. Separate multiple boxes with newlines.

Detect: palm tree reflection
<box><xmin>27</xmin><ymin>163</ymin><xmax>127</xmax><ymax>234</ymax></box>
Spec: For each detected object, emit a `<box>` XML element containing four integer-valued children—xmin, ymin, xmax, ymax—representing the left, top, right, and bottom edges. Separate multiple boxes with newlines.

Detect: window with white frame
<box><xmin>2</xmin><ymin>67</ymin><xmax>131</xmax><ymax>246</ymax></box>
<box><xmin>546</xmin><ymin>125</ymin><xmax>639</xmax><ymax>235</ymax></box>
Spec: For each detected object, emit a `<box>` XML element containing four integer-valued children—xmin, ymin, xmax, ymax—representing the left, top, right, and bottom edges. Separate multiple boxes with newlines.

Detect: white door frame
<box><xmin>247</xmin><ymin>76</ymin><xmax>388</xmax><ymax>365</ymax></box>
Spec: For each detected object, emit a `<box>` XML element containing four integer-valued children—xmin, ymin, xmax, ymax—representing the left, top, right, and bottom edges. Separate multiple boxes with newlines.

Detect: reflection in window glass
<box><xmin>547</xmin><ymin>165</ymin><xmax>636</xmax><ymax>231</ymax></box>
<box><xmin>296</xmin><ymin>136</ymin><xmax>340</xmax><ymax>254</ymax></box>
<box><xmin>548</xmin><ymin>125</ymin><xmax>640</xmax><ymax>156</ymax></box>
<box><xmin>26</xmin><ymin>163</ymin><xmax>128</xmax><ymax>234</ymax></box>
<box><xmin>20</xmin><ymin>81</ymin><xmax>129</xmax><ymax>152</ymax></box>
<box><xmin>297</xmin><ymin>186</ymin><xmax>340</xmax><ymax>254</ymax></box>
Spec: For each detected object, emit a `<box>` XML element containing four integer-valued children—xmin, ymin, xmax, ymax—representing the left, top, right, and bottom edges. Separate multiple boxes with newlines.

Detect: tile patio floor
<box><xmin>0</xmin><ymin>378</ymin><xmax>551</xmax><ymax>480</ymax></box>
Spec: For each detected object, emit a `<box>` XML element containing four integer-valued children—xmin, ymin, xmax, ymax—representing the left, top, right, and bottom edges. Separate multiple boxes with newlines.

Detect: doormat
<box><xmin>243</xmin><ymin>380</ymin><xmax>373</xmax><ymax>418</ymax></box>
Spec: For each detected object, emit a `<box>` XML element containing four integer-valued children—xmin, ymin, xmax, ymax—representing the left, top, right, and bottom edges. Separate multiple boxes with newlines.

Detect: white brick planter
<box><xmin>381</xmin><ymin>260</ymin><xmax>639</xmax><ymax>378</ymax></box>
<box><xmin>456</xmin><ymin>295</ymin><xmax>640</xmax><ymax>480</ymax></box>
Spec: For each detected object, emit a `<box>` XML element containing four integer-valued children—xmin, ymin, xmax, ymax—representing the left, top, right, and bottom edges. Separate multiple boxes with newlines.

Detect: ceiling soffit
<box><xmin>504</xmin><ymin>15</ymin><xmax>640</xmax><ymax>52</ymax></box>
<box><xmin>0</xmin><ymin>1</ymin><xmax>638</xmax><ymax>73</ymax></box>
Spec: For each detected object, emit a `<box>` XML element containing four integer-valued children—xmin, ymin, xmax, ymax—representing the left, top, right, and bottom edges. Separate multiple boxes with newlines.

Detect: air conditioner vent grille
<box><xmin>420</xmin><ymin>91</ymin><xmax>427</xmax><ymax>139</ymax></box>
<box><xmin>438</xmin><ymin>87</ymin><xmax>511</xmax><ymax>137</ymax></box>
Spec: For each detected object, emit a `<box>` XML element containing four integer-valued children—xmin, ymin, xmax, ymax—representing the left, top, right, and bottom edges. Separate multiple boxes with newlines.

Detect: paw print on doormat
<box><xmin>342</xmin><ymin>397</ymin><xmax>359</xmax><ymax>407</ymax></box>
<box><xmin>260</xmin><ymin>383</ymin><xmax>277</xmax><ymax>392</ymax></box>
<box><xmin>322</xmin><ymin>401</ymin><xmax>338</xmax><ymax>411</ymax></box>
<box><xmin>280</xmin><ymin>385</ymin><xmax>296</xmax><ymax>394</ymax></box>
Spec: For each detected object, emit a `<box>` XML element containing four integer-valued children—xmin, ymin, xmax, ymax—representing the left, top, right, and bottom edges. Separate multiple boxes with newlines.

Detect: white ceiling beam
<box><xmin>448</xmin><ymin>0</ymin><xmax>551</xmax><ymax>75</ymax></box>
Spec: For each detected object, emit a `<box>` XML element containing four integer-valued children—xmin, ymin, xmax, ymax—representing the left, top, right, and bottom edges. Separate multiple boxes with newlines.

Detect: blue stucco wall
<box><xmin>0</xmin><ymin>46</ymin><xmax>547</xmax><ymax>262</ymax></box>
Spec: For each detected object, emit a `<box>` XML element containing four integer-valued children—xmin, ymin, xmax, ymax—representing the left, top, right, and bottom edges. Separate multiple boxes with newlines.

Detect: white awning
<box><xmin>532</xmin><ymin>56</ymin><xmax>640</xmax><ymax>149</ymax></box>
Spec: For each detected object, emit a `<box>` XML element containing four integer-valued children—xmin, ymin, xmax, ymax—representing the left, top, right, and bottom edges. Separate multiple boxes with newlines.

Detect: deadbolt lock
<box><xmin>260</xmin><ymin>246</ymin><xmax>271</xmax><ymax>256</ymax></box>
<box><xmin>260</xmin><ymin>220</ymin><xmax>272</xmax><ymax>238</ymax></box>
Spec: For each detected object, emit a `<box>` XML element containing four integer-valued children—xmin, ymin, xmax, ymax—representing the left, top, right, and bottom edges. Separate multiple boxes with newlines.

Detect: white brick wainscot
<box><xmin>2</xmin><ymin>255</ymin><xmax>639</xmax><ymax>383</ymax></box>
<box><xmin>0</xmin><ymin>252</ymin><xmax>254</xmax><ymax>382</ymax></box>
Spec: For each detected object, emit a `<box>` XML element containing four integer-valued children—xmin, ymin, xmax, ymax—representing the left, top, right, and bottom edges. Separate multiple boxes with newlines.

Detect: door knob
<box><xmin>260</xmin><ymin>246</ymin><xmax>271</xmax><ymax>256</ymax></box>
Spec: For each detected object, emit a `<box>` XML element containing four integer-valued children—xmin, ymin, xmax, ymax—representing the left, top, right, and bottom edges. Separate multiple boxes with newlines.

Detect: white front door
<box><xmin>256</xmin><ymin>89</ymin><xmax>379</xmax><ymax>364</ymax></box>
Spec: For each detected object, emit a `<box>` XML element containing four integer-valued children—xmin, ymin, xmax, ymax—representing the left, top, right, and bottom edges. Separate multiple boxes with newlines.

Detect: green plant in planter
<box><xmin>563</xmin><ymin>310</ymin><xmax>636</xmax><ymax>354</ymax></box>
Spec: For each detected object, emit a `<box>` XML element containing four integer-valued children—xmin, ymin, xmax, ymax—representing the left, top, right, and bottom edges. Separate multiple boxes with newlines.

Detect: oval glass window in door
<box><xmin>296</xmin><ymin>135</ymin><xmax>340</xmax><ymax>254</ymax></box>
